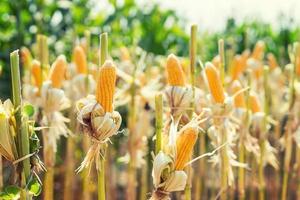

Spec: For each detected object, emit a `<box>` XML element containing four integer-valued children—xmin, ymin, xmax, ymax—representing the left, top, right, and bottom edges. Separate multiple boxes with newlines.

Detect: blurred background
<box><xmin>0</xmin><ymin>0</ymin><xmax>300</xmax><ymax>98</ymax></box>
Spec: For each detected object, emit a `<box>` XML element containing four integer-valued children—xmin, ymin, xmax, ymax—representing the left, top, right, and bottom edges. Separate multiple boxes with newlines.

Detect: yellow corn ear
<box><xmin>166</xmin><ymin>54</ymin><xmax>185</xmax><ymax>86</ymax></box>
<box><xmin>252</xmin><ymin>41</ymin><xmax>265</xmax><ymax>60</ymax></box>
<box><xmin>31</xmin><ymin>60</ymin><xmax>42</xmax><ymax>88</ymax></box>
<box><xmin>296</xmin><ymin>54</ymin><xmax>300</xmax><ymax>77</ymax></box>
<box><xmin>205</xmin><ymin>62</ymin><xmax>225</xmax><ymax>104</ymax></box>
<box><xmin>175</xmin><ymin>127</ymin><xmax>198</xmax><ymax>170</ymax></box>
<box><xmin>212</xmin><ymin>55</ymin><xmax>221</xmax><ymax>70</ymax></box>
<box><xmin>73</xmin><ymin>46</ymin><xmax>87</xmax><ymax>74</ymax></box>
<box><xmin>96</xmin><ymin>60</ymin><xmax>116</xmax><ymax>112</ymax></box>
<box><xmin>249</xmin><ymin>93</ymin><xmax>261</xmax><ymax>113</ymax></box>
<box><xmin>20</xmin><ymin>47</ymin><xmax>32</xmax><ymax>69</ymax></box>
<box><xmin>231</xmin><ymin>55</ymin><xmax>244</xmax><ymax>80</ymax></box>
<box><xmin>267</xmin><ymin>53</ymin><xmax>278</xmax><ymax>70</ymax></box>
<box><xmin>48</xmin><ymin>55</ymin><xmax>67</xmax><ymax>88</ymax></box>
<box><xmin>232</xmin><ymin>81</ymin><xmax>246</xmax><ymax>108</ymax></box>
<box><xmin>253</xmin><ymin>64</ymin><xmax>263</xmax><ymax>80</ymax></box>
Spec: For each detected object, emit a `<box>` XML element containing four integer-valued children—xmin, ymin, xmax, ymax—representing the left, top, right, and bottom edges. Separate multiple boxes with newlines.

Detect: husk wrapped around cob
<box><xmin>76</xmin><ymin>60</ymin><xmax>122</xmax><ymax>172</ymax></box>
<box><xmin>150</xmin><ymin>120</ymin><xmax>202</xmax><ymax>200</ymax></box>
<box><xmin>249</xmin><ymin>93</ymin><xmax>278</xmax><ymax>169</ymax></box>
<box><xmin>0</xmin><ymin>100</ymin><xmax>18</xmax><ymax>162</ymax></box>
<box><xmin>164</xmin><ymin>54</ymin><xmax>193</xmax><ymax>120</ymax></box>
<box><xmin>204</xmin><ymin>63</ymin><xmax>247</xmax><ymax>190</ymax></box>
<box><xmin>41</xmin><ymin>55</ymin><xmax>70</xmax><ymax>155</ymax></box>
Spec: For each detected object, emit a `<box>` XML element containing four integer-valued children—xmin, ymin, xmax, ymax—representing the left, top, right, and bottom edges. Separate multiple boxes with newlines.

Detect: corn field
<box><xmin>1</xmin><ymin>1</ymin><xmax>300</xmax><ymax>200</ymax></box>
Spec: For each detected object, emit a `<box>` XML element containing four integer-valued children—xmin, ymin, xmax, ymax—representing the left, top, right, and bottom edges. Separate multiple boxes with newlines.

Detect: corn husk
<box><xmin>165</xmin><ymin>86</ymin><xmax>193</xmax><ymax>119</ymax></box>
<box><xmin>0</xmin><ymin>100</ymin><xmax>18</xmax><ymax>162</ymax></box>
<box><xmin>76</xmin><ymin>95</ymin><xmax>122</xmax><ymax>172</ymax></box>
<box><xmin>40</xmin><ymin>81</ymin><xmax>70</xmax><ymax>152</ymax></box>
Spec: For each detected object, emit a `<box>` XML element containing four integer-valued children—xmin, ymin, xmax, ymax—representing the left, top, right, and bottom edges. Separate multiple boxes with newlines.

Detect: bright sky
<box><xmin>151</xmin><ymin>0</ymin><xmax>300</xmax><ymax>32</ymax></box>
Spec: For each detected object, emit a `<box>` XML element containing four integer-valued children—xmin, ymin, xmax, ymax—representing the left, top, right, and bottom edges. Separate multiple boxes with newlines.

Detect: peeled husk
<box><xmin>76</xmin><ymin>95</ymin><xmax>122</xmax><ymax>172</ymax></box>
<box><xmin>0</xmin><ymin>100</ymin><xmax>18</xmax><ymax>162</ymax></box>
<box><xmin>151</xmin><ymin>151</ymin><xmax>187</xmax><ymax>200</ymax></box>
<box><xmin>40</xmin><ymin>82</ymin><xmax>71</xmax><ymax>152</ymax></box>
<box><xmin>207</xmin><ymin>97</ymin><xmax>247</xmax><ymax>186</ymax></box>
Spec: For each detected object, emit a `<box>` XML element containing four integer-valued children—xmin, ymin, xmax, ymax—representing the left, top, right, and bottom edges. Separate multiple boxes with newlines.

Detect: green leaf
<box><xmin>28</xmin><ymin>179</ymin><xmax>42</xmax><ymax>196</ymax></box>
<box><xmin>0</xmin><ymin>185</ymin><xmax>21</xmax><ymax>200</ymax></box>
<box><xmin>23</xmin><ymin>104</ymin><xmax>34</xmax><ymax>117</ymax></box>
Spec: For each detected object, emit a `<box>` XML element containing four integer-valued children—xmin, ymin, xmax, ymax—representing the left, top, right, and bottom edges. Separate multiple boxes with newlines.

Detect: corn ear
<box><xmin>205</xmin><ymin>62</ymin><xmax>225</xmax><ymax>104</ymax></box>
<box><xmin>73</xmin><ymin>46</ymin><xmax>88</xmax><ymax>74</ymax></box>
<box><xmin>48</xmin><ymin>55</ymin><xmax>67</xmax><ymax>88</ymax></box>
<box><xmin>20</xmin><ymin>47</ymin><xmax>32</xmax><ymax>69</ymax></box>
<box><xmin>96</xmin><ymin>60</ymin><xmax>116</xmax><ymax>112</ymax></box>
<box><xmin>31</xmin><ymin>60</ymin><xmax>42</xmax><ymax>88</ymax></box>
<box><xmin>231</xmin><ymin>55</ymin><xmax>244</xmax><ymax>80</ymax></box>
<box><xmin>249</xmin><ymin>93</ymin><xmax>261</xmax><ymax>113</ymax></box>
<box><xmin>252</xmin><ymin>41</ymin><xmax>265</xmax><ymax>60</ymax></box>
<box><xmin>267</xmin><ymin>53</ymin><xmax>278</xmax><ymax>70</ymax></box>
<box><xmin>232</xmin><ymin>81</ymin><xmax>246</xmax><ymax>108</ymax></box>
<box><xmin>175</xmin><ymin>127</ymin><xmax>198</xmax><ymax>170</ymax></box>
<box><xmin>166</xmin><ymin>54</ymin><xmax>185</xmax><ymax>86</ymax></box>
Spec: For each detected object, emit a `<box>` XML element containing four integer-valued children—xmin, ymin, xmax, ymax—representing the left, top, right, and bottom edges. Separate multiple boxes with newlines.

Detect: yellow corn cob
<box><xmin>20</xmin><ymin>47</ymin><xmax>32</xmax><ymax>69</ymax></box>
<box><xmin>175</xmin><ymin>127</ymin><xmax>198</xmax><ymax>170</ymax></box>
<box><xmin>232</xmin><ymin>81</ymin><xmax>246</xmax><ymax>108</ymax></box>
<box><xmin>212</xmin><ymin>55</ymin><xmax>221</xmax><ymax>70</ymax></box>
<box><xmin>267</xmin><ymin>53</ymin><xmax>278</xmax><ymax>70</ymax></box>
<box><xmin>252</xmin><ymin>41</ymin><xmax>265</xmax><ymax>60</ymax></box>
<box><xmin>205</xmin><ymin>62</ymin><xmax>225</xmax><ymax>104</ymax></box>
<box><xmin>241</xmin><ymin>50</ymin><xmax>250</xmax><ymax>69</ymax></box>
<box><xmin>231</xmin><ymin>55</ymin><xmax>244</xmax><ymax>80</ymax></box>
<box><xmin>31</xmin><ymin>60</ymin><xmax>42</xmax><ymax>88</ymax></box>
<box><xmin>166</xmin><ymin>54</ymin><xmax>185</xmax><ymax>86</ymax></box>
<box><xmin>249</xmin><ymin>93</ymin><xmax>261</xmax><ymax>113</ymax></box>
<box><xmin>253</xmin><ymin>64</ymin><xmax>263</xmax><ymax>80</ymax></box>
<box><xmin>96</xmin><ymin>60</ymin><xmax>116</xmax><ymax>112</ymax></box>
<box><xmin>296</xmin><ymin>54</ymin><xmax>300</xmax><ymax>77</ymax></box>
<box><xmin>73</xmin><ymin>46</ymin><xmax>88</xmax><ymax>74</ymax></box>
<box><xmin>48</xmin><ymin>55</ymin><xmax>67</xmax><ymax>88</ymax></box>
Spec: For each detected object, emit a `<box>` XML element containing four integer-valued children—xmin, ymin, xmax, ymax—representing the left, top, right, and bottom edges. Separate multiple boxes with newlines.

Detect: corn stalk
<box><xmin>10</xmin><ymin>51</ymin><xmax>31</xmax><ymax>200</ymax></box>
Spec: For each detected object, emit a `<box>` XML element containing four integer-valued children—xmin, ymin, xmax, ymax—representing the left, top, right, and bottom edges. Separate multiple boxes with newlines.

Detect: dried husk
<box><xmin>40</xmin><ymin>81</ymin><xmax>71</xmax><ymax>152</ymax></box>
<box><xmin>0</xmin><ymin>100</ymin><xmax>18</xmax><ymax>162</ymax></box>
<box><xmin>151</xmin><ymin>151</ymin><xmax>187</xmax><ymax>199</ymax></box>
<box><xmin>76</xmin><ymin>95</ymin><xmax>121</xmax><ymax>172</ymax></box>
<box><xmin>207</xmin><ymin>97</ymin><xmax>247</xmax><ymax>186</ymax></box>
<box><xmin>165</xmin><ymin>86</ymin><xmax>193</xmax><ymax>119</ymax></box>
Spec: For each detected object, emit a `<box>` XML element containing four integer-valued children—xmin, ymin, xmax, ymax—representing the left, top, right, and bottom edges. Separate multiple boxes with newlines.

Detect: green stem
<box><xmin>185</xmin><ymin>24</ymin><xmax>197</xmax><ymax>200</ymax></box>
<box><xmin>296</xmin><ymin>148</ymin><xmax>300</xmax><ymax>199</ymax></box>
<box><xmin>43</xmin><ymin>167</ymin><xmax>54</xmax><ymax>200</ymax></box>
<box><xmin>82</xmin><ymin>135</ymin><xmax>91</xmax><ymax>200</ymax></box>
<box><xmin>63</xmin><ymin>135</ymin><xmax>75</xmax><ymax>200</ymax></box>
<box><xmin>238</xmin><ymin>142</ymin><xmax>245</xmax><ymax>200</ymax></box>
<box><xmin>281</xmin><ymin>43</ymin><xmax>298</xmax><ymax>200</ymax></box>
<box><xmin>218</xmin><ymin>39</ymin><xmax>225</xmax><ymax>86</ymax></box>
<box><xmin>96</xmin><ymin>31</ymin><xmax>109</xmax><ymax>200</ymax></box>
<box><xmin>258</xmin><ymin>140</ymin><xmax>265</xmax><ymax>200</ymax></box>
<box><xmin>155</xmin><ymin>93</ymin><xmax>163</xmax><ymax>154</ymax></box>
<box><xmin>85</xmin><ymin>30</ymin><xmax>91</xmax><ymax>61</ymax></box>
<box><xmin>100</xmin><ymin>32</ymin><xmax>108</xmax><ymax>66</ymax></box>
<box><xmin>98</xmin><ymin>147</ymin><xmax>106</xmax><ymax>200</ymax></box>
<box><xmin>220</xmin><ymin>125</ymin><xmax>228</xmax><ymax>200</ymax></box>
<box><xmin>11</xmin><ymin>51</ymin><xmax>31</xmax><ymax>199</ymax></box>
<box><xmin>0</xmin><ymin>156</ymin><xmax>2</xmax><ymax>190</ymax></box>
<box><xmin>139</xmin><ymin>150</ymin><xmax>148</xmax><ymax>200</ymax></box>
<box><xmin>37</xmin><ymin>35</ymin><xmax>48</xmax><ymax>74</ymax></box>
